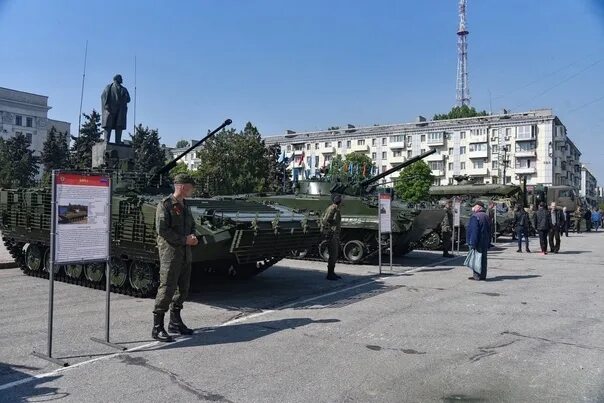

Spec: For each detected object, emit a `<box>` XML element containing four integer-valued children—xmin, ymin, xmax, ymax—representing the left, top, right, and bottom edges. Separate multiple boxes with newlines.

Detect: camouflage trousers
<box><xmin>441</xmin><ymin>231</ymin><xmax>452</xmax><ymax>254</ymax></box>
<box><xmin>327</xmin><ymin>234</ymin><xmax>340</xmax><ymax>274</ymax></box>
<box><xmin>153</xmin><ymin>250</ymin><xmax>192</xmax><ymax>313</ymax></box>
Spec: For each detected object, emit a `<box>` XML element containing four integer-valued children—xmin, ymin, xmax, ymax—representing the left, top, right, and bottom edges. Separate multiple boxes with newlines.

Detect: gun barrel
<box><xmin>360</xmin><ymin>148</ymin><xmax>436</xmax><ymax>187</ymax></box>
<box><xmin>154</xmin><ymin>119</ymin><xmax>232</xmax><ymax>178</ymax></box>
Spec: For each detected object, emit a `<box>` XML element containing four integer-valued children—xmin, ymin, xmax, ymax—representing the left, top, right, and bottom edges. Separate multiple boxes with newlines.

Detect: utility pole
<box><xmin>456</xmin><ymin>0</ymin><xmax>470</xmax><ymax>106</ymax></box>
<box><xmin>502</xmin><ymin>145</ymin><xmax>509</xmax><ymax>184</ymax></box>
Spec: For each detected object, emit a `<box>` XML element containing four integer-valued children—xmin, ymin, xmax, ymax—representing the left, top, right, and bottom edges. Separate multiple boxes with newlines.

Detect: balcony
<box><xmin>469</xmin><ymin>134</ymin><xmax>488</xmax><ymax>143</ymax></box>
<box><xmin>348</xmin><ymin>144</ymin><xmax>370</xmax><ymax>153</ymax></box>
<box><xmin>292</xmin><ymin>149</ymin><xmax>305</xmax><ymax>156</ymax></box>
<box><xmin>431</xmin><ymin>169</ymin><xmax>445</xmax><ymax>177</ymax></box>
<box><xmin>389</xmin><ymin>140</ymin><xmax>405</xmax><ymax>149</ymax></box>
<box><xmin>468</xmin><ymin>167</ymin><xmax>489</xmax><ymax>176</ymax></box>
<box><xmin>515</xmin><ymin>149</ymin><xmax>537</xmax><ymax>158</ymax></box>
<box><xmin>390</xmin><ymin>155</ymin><xmax>406</xmax><ymax>164</ymax></box>
<box><xmin>468</xmin><ymin>150</ymin><xmax>488</xmax><ymax>159</ymax></box>
<box><xmin>425</xmin><ymin>152</ymin><xmax>446</xmax><ymax>162</ymax></box>
<box><xmin>515</xmin><ymin>167</ymin><xmax>536</xmax><ymax>175</ymax></box>
<box><xmin>426</xmin><ymin>136</ymin><xmax>445</xmax><ymax>146</ymax></box>
<box><xmin>515</xmin><ymin>134</ymin><xmax>536</xmax><ymax>142</ymax></box>
<box><xmin>320</xmin><ymin>146</ymin><xmax>336</xmax><ymax>154</ymax></box>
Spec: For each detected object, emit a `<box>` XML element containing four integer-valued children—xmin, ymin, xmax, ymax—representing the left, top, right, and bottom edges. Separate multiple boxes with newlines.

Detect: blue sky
<box><xmin>1</xmin><ymin>0</ymin><xmax>604</xmax><ymax>178</ymax></box>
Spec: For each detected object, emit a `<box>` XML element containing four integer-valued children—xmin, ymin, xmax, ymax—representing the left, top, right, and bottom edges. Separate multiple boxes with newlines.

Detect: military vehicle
<box><xmin>0</xmin><ymin>119</ymin><xmax>323</xmax><ymax>297</ymax></box>
<box><xmin>244</xmin><ymin>149</ymin><xmax>445</xmax><ymax>263</ymax></box>
<box><xmin>524</xmin><ymin>184</ymin><xmax>582</xmax><ymax>212</ymax></box>
<box><xmin>428</xmin><ymin>175</ymin><xmax>522</xmax><ymax>246</ymax></box>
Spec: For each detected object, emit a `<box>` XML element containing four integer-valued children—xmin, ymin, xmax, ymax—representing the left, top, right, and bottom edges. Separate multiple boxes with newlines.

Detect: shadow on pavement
<box><xmin>557</xmin><ymin>251</ymin><xmax>590</xmax><ymax>254</ymax></box>
<box><xmin>485</xmin><ymin>275</ymin><xmax>542</xmax><ymax>282</ymax></box>
<box><xmin>0</xmin><ymin>362</ymin><xmax>65</xmax><ymax>402</ymax></box>
<box><xmin>188</xmin><ymin>266</ymin><xmax>390</xmax><ymax>312</ymax></box>
<box><xmin>150</xmin><ymin>318</ymin><xmax>339</xmax><ymax>351</ymax></box>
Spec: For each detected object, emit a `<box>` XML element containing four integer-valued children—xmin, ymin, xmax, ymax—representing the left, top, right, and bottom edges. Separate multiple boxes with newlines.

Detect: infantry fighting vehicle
<box><xmin>244</xmin><ymin>149</ymin><xmax>445</xmax><ymax>263</ymax></box>
<box><xmin>0</xmin><ymin>120</ymin><xmax>323</xmax><ymax>297</ymax></box>
<box><xmin>428</xmin><ymin>175</ymin><xmax>522</xmax><ymax>246</ymax></box>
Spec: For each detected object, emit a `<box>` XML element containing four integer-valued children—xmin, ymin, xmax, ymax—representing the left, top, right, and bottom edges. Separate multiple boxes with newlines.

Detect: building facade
<box><xmin>267</xmin><ymin>109</ymin><xmax>586</xmax><ymax>189</ymax></box>
<box><xmin>169</xmin><ymin>139</ymin><xmax>201</xmax><ymax>170</ymax></box>
<box><xmin>580</xmin><ymin>165</ymin><xmax>598</xmax><ymax>207</ymax></box>
<box><xmin>0</xmin><ymin>87</ymin><xmax>71</xmax><ymax>161</ymax></box>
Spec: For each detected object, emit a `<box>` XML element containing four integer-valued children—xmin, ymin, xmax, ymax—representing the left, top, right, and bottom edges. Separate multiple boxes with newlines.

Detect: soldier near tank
<box><xmin>101</xmin><ymin>74</ymin><xmax>130</xmax><ymax>144</ymax></box>
<box><xmin>441</xmin><ymin>199</ymin><xmax>454</xmax><ymax>257</ymax></box>
<box><xmin>152</xmin><ymin>174</ymin><xmax>199</xmax><ymax>342</ymax></box>
<box><xmin>574</xmin><ymin>208</ymin><xmax>583</xmax><ymax>233</ymax></box>
<box><xmin>322</xmin><ymin>194</ymin><xmax>342</xmax><ymax>280</ymax></box>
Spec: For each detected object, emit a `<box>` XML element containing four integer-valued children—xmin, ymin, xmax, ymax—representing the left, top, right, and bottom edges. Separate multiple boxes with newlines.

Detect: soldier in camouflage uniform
<box><xmin>152</xmin><ymin>174</ymin><xmax>199</xmax><ymax>342</ymax></box>
<box><xmin>322</xmin><ymin>194</ymin><xmax>342</xmax><ymax>280</ymax></box>
<box><xmin>441</xmin><ymin>199</ymin><xmax>454</xmax><ymax>257</ymax></box>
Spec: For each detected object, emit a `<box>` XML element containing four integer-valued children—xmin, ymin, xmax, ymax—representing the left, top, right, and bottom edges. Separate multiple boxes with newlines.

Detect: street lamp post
<box><xmin>502</xmin><ymin>145</ymin><xmax>510</xmax><ymax>184</ymax></box>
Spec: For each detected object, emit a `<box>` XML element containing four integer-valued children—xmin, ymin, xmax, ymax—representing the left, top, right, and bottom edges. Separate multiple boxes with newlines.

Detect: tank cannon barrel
<box><xmin>360</xmin><ymin>148</ymin><xmax>436</xmax><ymax>187</ymax></box>
<box><xmin>152</xmin><ymin>119</ymin><xmax>232</xmax><ymax>180</ymax></box>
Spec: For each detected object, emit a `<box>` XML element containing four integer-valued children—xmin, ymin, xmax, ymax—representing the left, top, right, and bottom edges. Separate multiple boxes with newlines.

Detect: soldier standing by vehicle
<box><xmin>441</xmin><ymin>199</ymin><xmax>454</xmax><ymax>258</ymax></box>
<box><xmin>574</xmin><ymin>208</ymin><xmax>583</xmax><ymax>233</ymax></box>
<box><xmin>323</xmin><ymin>194</ymin><xmax>342</xmax><ymax>280</ymax></box>
<box><xmin>152</xmin><ymin>174</ymin><xmax>199</xmax><ymax>342</ymax></box>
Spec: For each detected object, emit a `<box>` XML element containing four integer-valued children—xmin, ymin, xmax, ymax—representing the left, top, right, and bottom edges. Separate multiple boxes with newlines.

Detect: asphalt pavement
<box><xmin>0</xmin><ymin>232</ymin><xmax>603</xmax><ymax>402</ymax></box>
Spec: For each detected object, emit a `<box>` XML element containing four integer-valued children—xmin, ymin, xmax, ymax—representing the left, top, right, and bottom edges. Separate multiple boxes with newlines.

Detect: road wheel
<box><xmin>109</xmin><ymin>258</ymin><xmax>128</xmax><ymax>288</ymax></box>
<box><xmin>65</xmin><ymin>264</ymin><xmax>84</xmax><ymax>279</ymax></box>
<box><xmin>318</xmin><ymin>240</ymin><xmax>330</xmax><ymax>261</ymax></box>
<box><xmin>129</xmin><ymin>261</ymin><xmax>157</xmax><ymax>295</ymax></box>
<box><xmin>343</xmin><ymin>240</ymin><xmax>365</xmax><ymax>263</ymax></box>
<box><xmin>25</xmin><ymin>244</ymin><xmax>43</xmax><ymax>272</ymax></box>
<box><xmin>85</xmin><ymin>262</ymin><xmax>105</xmax><ymax>283</ymax></box>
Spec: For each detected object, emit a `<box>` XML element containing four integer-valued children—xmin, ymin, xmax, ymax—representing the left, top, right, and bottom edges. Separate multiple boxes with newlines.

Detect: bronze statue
<box><xmin>101</xmin><ymin>74</ymin><xmax>130</xmax><ymax>144</ymax></box>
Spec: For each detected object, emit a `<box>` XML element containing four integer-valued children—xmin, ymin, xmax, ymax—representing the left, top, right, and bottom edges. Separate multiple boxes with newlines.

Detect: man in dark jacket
<box><xmin>466</xmin><ymin>201</ymin><xmax>491</xmax><ymax>281</ymax></box>
<box><xmin>562</xmin><ymin>206</ymin><xmax>570</xmax><ymax>237</ymax></box>
<box><xmin>514</xmin><ymin>205</ymin><xmax>531</xmax><ymax>253</ymax></box>
<box><xmin>533</xmin><ymin>202</ymin><xmax>551</xmax><ymax>255</ymax></box>
<box><xmin>548</xmin><ymin>202</ymin><xmax>565</xmax><ymax>253</ymax></box>
<box><xmin>584</xmin><ymin>208</ymin><xmax>593</xmax><ymax>232</ymax></box>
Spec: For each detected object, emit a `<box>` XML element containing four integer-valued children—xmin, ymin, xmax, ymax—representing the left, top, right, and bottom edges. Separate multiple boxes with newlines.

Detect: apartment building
<box><xmin>266</xmin><ymin>109</ymin><xmax>585</xmax><ymax>188</ymax></box>
<box><xmin>169</xmin><ymin>139</ymin><xmax>201</xmax><ymax>170</ymax></box>
<box><xmin>581</xmin><ymin>165</ymin><xmax>598</xmax><ymax>207</ymax></box>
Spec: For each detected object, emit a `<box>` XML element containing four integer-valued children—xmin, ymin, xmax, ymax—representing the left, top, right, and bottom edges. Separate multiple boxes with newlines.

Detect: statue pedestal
<box><xmin>92</xmin><ymin>142</ymin><xmax>134</xmax><ymax>168</ymax></box>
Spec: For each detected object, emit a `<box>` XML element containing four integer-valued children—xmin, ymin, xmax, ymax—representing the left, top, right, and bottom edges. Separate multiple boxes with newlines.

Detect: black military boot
<box><xmin>168</xmin><ymin>309</ymin><xmax>194</xmax><ymax>335</ymax></box>
<box><xmin>152</xmin><ymin>312</ymin><xmax>173</xmax><ymax>342</ymax></box>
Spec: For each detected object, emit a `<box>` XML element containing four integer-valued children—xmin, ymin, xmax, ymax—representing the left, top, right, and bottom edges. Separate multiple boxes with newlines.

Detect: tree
<box><xmin>0</xmin><ymin>133</ymin><xmax>39</xmax><ymax>188</ymax></box>
<box><xmin>40</xmin><ymin>126</ymin><xmax>70</xmax><ymax>173</ymax></box>
<box><xmin>71</xmin><ymin>110</ymin><xmax>102</xmax><ymax>168</ymax></box>
<box><xmin>326</xmin><ymin>153</ymin><xmax>375</xmax><ymax>183</ymax></box>
<box><xmin>175</xmin><ymin>139</ymin><xmax>190</xmax><ymax>149</ymax></box>
<box><xmin>394</xmin><ymin>160</ymin><xmax>434</xmax><ymax>202</ymax></box>
<box><xmin>169</xmin><ymin>162</ymin><xmax>190</xmax><ymax>179</ymax></box>
<box><xmin>433</xmin><ymin>105</ymin><xmax>488</xmax><ymax>121</ymax></box>
<box><xmin>131</xmin><ymin>124</ymin><xmax>165</xmax><ymax>174</ymax></box>
<box><xmin>265</xmin><ymin>143</ymin><xmax>292</xmax><ymax>193</ymax></box>
<box><xmin>196</xmin><ymin>122</ymin><xmax>269</xmax><ymax>195</ymax></box>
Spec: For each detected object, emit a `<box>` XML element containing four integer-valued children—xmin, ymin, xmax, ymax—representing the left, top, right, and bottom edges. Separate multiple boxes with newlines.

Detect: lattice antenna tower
<box><xmin>456</xmin><ymin>0</ymin><xmax>470</xmax><ymax>106</ymax></box>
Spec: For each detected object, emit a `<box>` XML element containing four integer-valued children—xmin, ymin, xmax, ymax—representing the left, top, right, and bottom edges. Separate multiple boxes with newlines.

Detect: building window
<box><xmin>306</xmin><ymin>157</ymin><xmax>312</xmax><ymax>166</ymax></box>
<box><xmin>26</xmin><ymin>133</ymin><xmax>33</xmax><ymax>143</ymax></box>
<box><xmin>372</xmin><ymin>152</ymin><xmax>377</xmax><ymax>160</ymax></box>
<box><xmin>460</xmin><ymin>162</ymin><xmax>466</xmax><ymax>170</ymax></box>
<box><xmin>315</xmin><ymin>143</ymin><xmax>319</xmax><ymax>150</ymax></box>
<box><xmin>406</xmin><ymin>136</ymin><xmax>412</xmax><ymax>144</ymax></box>
<box><xmin>357</xmin><ymin>139</ymin><xmax>365</xmax><ymax>146</ymax></box>
<box><xmin>448</xmin><ymin>178</ymin><xmax>455</xmax><ymax>185</ymax></box>
<box><xmin>293</xmin><ymin>144</ymin><xmax>304</xmax><ymax>151</ymax></box>
<box><xmin>469</xmin><ymin>143</ymin><xmax>487</xmax><ymax>152</ymax></box>
<box><xmin>516</xmin><ymin>141</ymin><xmax>536</xmax><ymax>152</ymax></box>
<box><xmin>382</xmin><ymin>138</ymin><xmax>387</xmax><ymax>145</ymax></box>
<box><xmin>460</xmin><ymin>146</ymin><xmax>466</xmax><ymax>155</ymax></box>
<box><xmin>420</xmin><ymin>149</ymin><xmax>426</xmax><ymax>154</ymax></box>
<box><xmin>448</xmin><ymin>147</ymin><xmax>453</xmax><ymax>155</ymax></box>
<box><xmin>407</xmin><ymin>150</ymin><xmax>412</xmax><ymax>158</ymax></box>
<box><xmin>393</xmin><ymin>150</ymin><xmax>402</xmax><ymax>157</ymax></box>
<box><xmin>26</xmin><ymin>117</ymin><xmax>33</xmax><ymax>127</ymax></box>
<box><xmin>492</xmin><ymin>145</ymin><xmax>498</xmax><ymax>153</ymax></box>
<box><xmin>420</xmin><ymin>134</ymin><xmax>426</xmax><ymax>142</ymax></box>
<box><xmin>315</xmin><ymin>157</ymin><xmax>319</xmax><ymax>168</ymax></box>
<box><xmin>460</xmin><ymin>131</ymin><xmax>466</xmax><ymax>139</ymax></box>
<box><xmin>429</xmin><ymin>161</ymin><xmax>443</xmax><ymax>171</ymax></box>
<box><xmin>492</xmin><ymin>161</ymin><xmax>499</xmax><ymax>169</ymax></box>
<box><xmin>427</xmin><ymin>132</ymin><xmax>443</xmax><ymax>144</ymax></box>
<box><xmin>287</xmin><ymin>145</ymin><xmax>291</xmax><ymax>152</ymax></box>
<box><xmin>325</xmin><ymin>155</ymin><xmax>332</xmax><ymax>163</ymax></box>
<box><xmin>372</xmin><ymin>138</ymin><xmax>376</xmax><ymax>146</ymax></box>
<box><xmin>337</xmin><ymin>141</ymin><xmax>342</xmax><ymax>148</ymax></box>
<box><xmin>392</xmin><ymin>135</ymin><xmax>404</xmax><ymax>143</ymax></box>
<box><xmin>15</xmin><ymin>115</ymin><xmax>22</xmax><ymax>126</ymax></box>
<box><xmin>382</xmin><ymin>165</ymin><xmax>387</xmax><ymax>173</ymax></box>
<box><xmin>382</xmin><ymin>151</ymin><xmax>387</xmax><ymax>159</ymax></box>
<box><xmin>505</xmin><ymin>128</ymin><xmax>512</xmax><ymax>138</ymax></box>
<box><xmin>473</xmin><ymin>160</ymin><xmax>484</xmax><ymax>169</ymax></box>
<box><xmin>306</xmin><ymin>144</ymin><xmax>310</xmax><ymax>150</ymax></box>
<box><xmin>448</xmin><ymin>162</ymin><xmax>453</xmax><ymax>170</ymax></box>
<box><xmin>324</xmin><ymin>141</ymin><xmax>331</xmax><ymax>147</ymax></box>
<box><xmin>491</xmin><ymin>128</ymin><xmax>498</xmax><ymax>137</ymax></box>
<box><xmin>346</xmin><ymin>140</ymin><xmax>351</xmax><ymax>147</ymax></box>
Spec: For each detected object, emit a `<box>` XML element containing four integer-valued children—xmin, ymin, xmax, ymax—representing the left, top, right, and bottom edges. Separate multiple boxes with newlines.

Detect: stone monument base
<box><xmin>92</xmin><ymin>142</ymin><xmax>135</xmax><ymax>168</ymax></box>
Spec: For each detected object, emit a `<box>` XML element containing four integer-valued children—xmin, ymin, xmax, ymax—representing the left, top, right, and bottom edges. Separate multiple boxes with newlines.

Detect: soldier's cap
<box><xmin>332</xmin><ymin>194</ymin><xmax>342</xmax><ymax>204</ymax></box>
<box><xmin>471</xmin><ymin>200</ymin><xmax>485</xmax><ymax>208</ymax></box>
<box><xmin>173</xmin><ymin>173</ymin><xmax>195</xmax><ymax>185</ymax></box>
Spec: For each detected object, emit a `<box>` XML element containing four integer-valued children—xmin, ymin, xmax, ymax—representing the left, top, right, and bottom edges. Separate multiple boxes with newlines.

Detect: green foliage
<box><xmin>433</xmin><ymin>105</ymin><xmax>488</xmax><ymax>121</ymax></box>
<box><xmin>169</xmin><ymin>162</ymin><xmax>190</xmax><ymax>179</ymax></box>
<box><xmin>196</xmin><ymin>122</ymin><xmax>270</xmax><ymax>195</ymax></box>
<box><xmin>265</xmin><ymin>143</ymin><xmax>292</xmax><ymax>193</ymax></box>
<box><xmin>40</xmin><ymin>126</ymin><xmax>70</xmax><ymax>173</ymax></box>
<box><xmin>327</xmin><ymin>153</ymin><xmax>375</xmax><ymax>182</ymax></box>
<box><xmin>130</xmin><ymin>124</ymin><xmax>165</xmax><ymax>174</ymax></box>
<box><xmin>394</xmin><ymin>160</ymin><xmax>434</xmax><ymax>202</ymax></box>
<box><xmin>71</xmin><ymin>110</ymin><xmax>102</xmax><ymax>169</ymax></box>
<box><xmin>0</xmin><ymin>133</ymin><xmax>39</xmax><ymax>188</ymax></box>
<box><xmin>175</xmin><ymin>139</ymin><xmax>190</xmax><ymax>148</ymax></box>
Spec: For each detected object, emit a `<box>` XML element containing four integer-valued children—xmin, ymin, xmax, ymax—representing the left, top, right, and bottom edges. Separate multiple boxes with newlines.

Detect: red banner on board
<box><xmin>57</xmin><ymin>173</ymin><xmax>110</xmax><ymax>187</ymax></box>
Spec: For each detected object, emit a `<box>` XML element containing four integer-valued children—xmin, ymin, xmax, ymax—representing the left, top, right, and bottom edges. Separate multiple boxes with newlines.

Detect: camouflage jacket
<box><xmin>441</xmin><ymin>207</ymin><xmax>453</xmax><ymax>233</ymax></box>
<box><xmin>156</xmin><ymin>195</ymin><xmax>196</xmax><ymax>248</ymax></box>
<box><xmin>322</xmin><ymin>204</ymin><xmax>342</xmax><ymax>236</ymax></box>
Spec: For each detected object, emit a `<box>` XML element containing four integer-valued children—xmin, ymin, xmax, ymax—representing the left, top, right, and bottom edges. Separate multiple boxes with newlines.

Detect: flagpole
<box><xmin>133</xmin><ymin>55</ymin><xmax>137</xmax><ymax>135</ymax></box>
<box><xmin>77</xmin><ymin>40</ymin><xmax>88</xmax><ymax>138</ymax></box>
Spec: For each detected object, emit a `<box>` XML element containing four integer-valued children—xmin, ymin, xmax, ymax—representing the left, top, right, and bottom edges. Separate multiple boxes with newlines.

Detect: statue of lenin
<box><xmin>101</xmin><ymin>74</ymin><xmax>130</xmax><ymax>144</ymax></box>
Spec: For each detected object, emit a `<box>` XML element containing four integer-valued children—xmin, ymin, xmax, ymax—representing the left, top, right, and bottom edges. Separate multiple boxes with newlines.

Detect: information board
<box><xmin>54</xmin><ymin>173</ymin><xmax>111</xmax><ymax>264</ymax></box>
<box><xmin>379</xmin><ymin>193</ymin><xmax>392</xmax><ymax>234</ymax></box>
<box><xmin>453</xmin><ymin>201</ymin><xmax>461</xmax><ymax>227</ymax></box>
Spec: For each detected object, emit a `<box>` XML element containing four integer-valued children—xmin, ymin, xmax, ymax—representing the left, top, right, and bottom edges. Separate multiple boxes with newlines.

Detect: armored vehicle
<box><xmin>0</xmin><ymin>120</ymin><xmax>323</xmax><ymax>297</ymax></box>
<box><xmin>245</xmin><ymin>149</ymin><xmax>445</xmax><ymax>263</ymax></box>
<box><xmin>524</xmin><ymin>184</ymin><xmax>582</xmax><ymax>212</ymax></box>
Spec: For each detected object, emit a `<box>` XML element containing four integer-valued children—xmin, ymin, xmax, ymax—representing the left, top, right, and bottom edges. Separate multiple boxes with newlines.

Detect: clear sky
<box><xmin>1</xmin><ymin>0</ymin><xmax>603</xmax><ymax>179</ymax></box>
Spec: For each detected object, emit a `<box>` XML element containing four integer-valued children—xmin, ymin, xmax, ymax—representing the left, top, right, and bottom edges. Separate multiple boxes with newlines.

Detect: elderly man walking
<box><xmin>534</xmin><ymin>202</ymin><xmax>551</xmax><ymax>255</ymax></box>
<box><xmin>548</xmin><ymin>202</ymin><xmax>565</xmax><ymax>253</ymax></box>
<box><xmin>466</xmin><ymin>201</ymin><xmax>491</xmax><ymax>281</ymax></box>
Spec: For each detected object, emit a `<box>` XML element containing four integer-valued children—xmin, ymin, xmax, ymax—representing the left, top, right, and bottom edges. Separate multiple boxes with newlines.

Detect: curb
<box><xmin>0</xmin><ymin>261</ymin><xmax>18</xmax><ymax>269</ymax></box>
